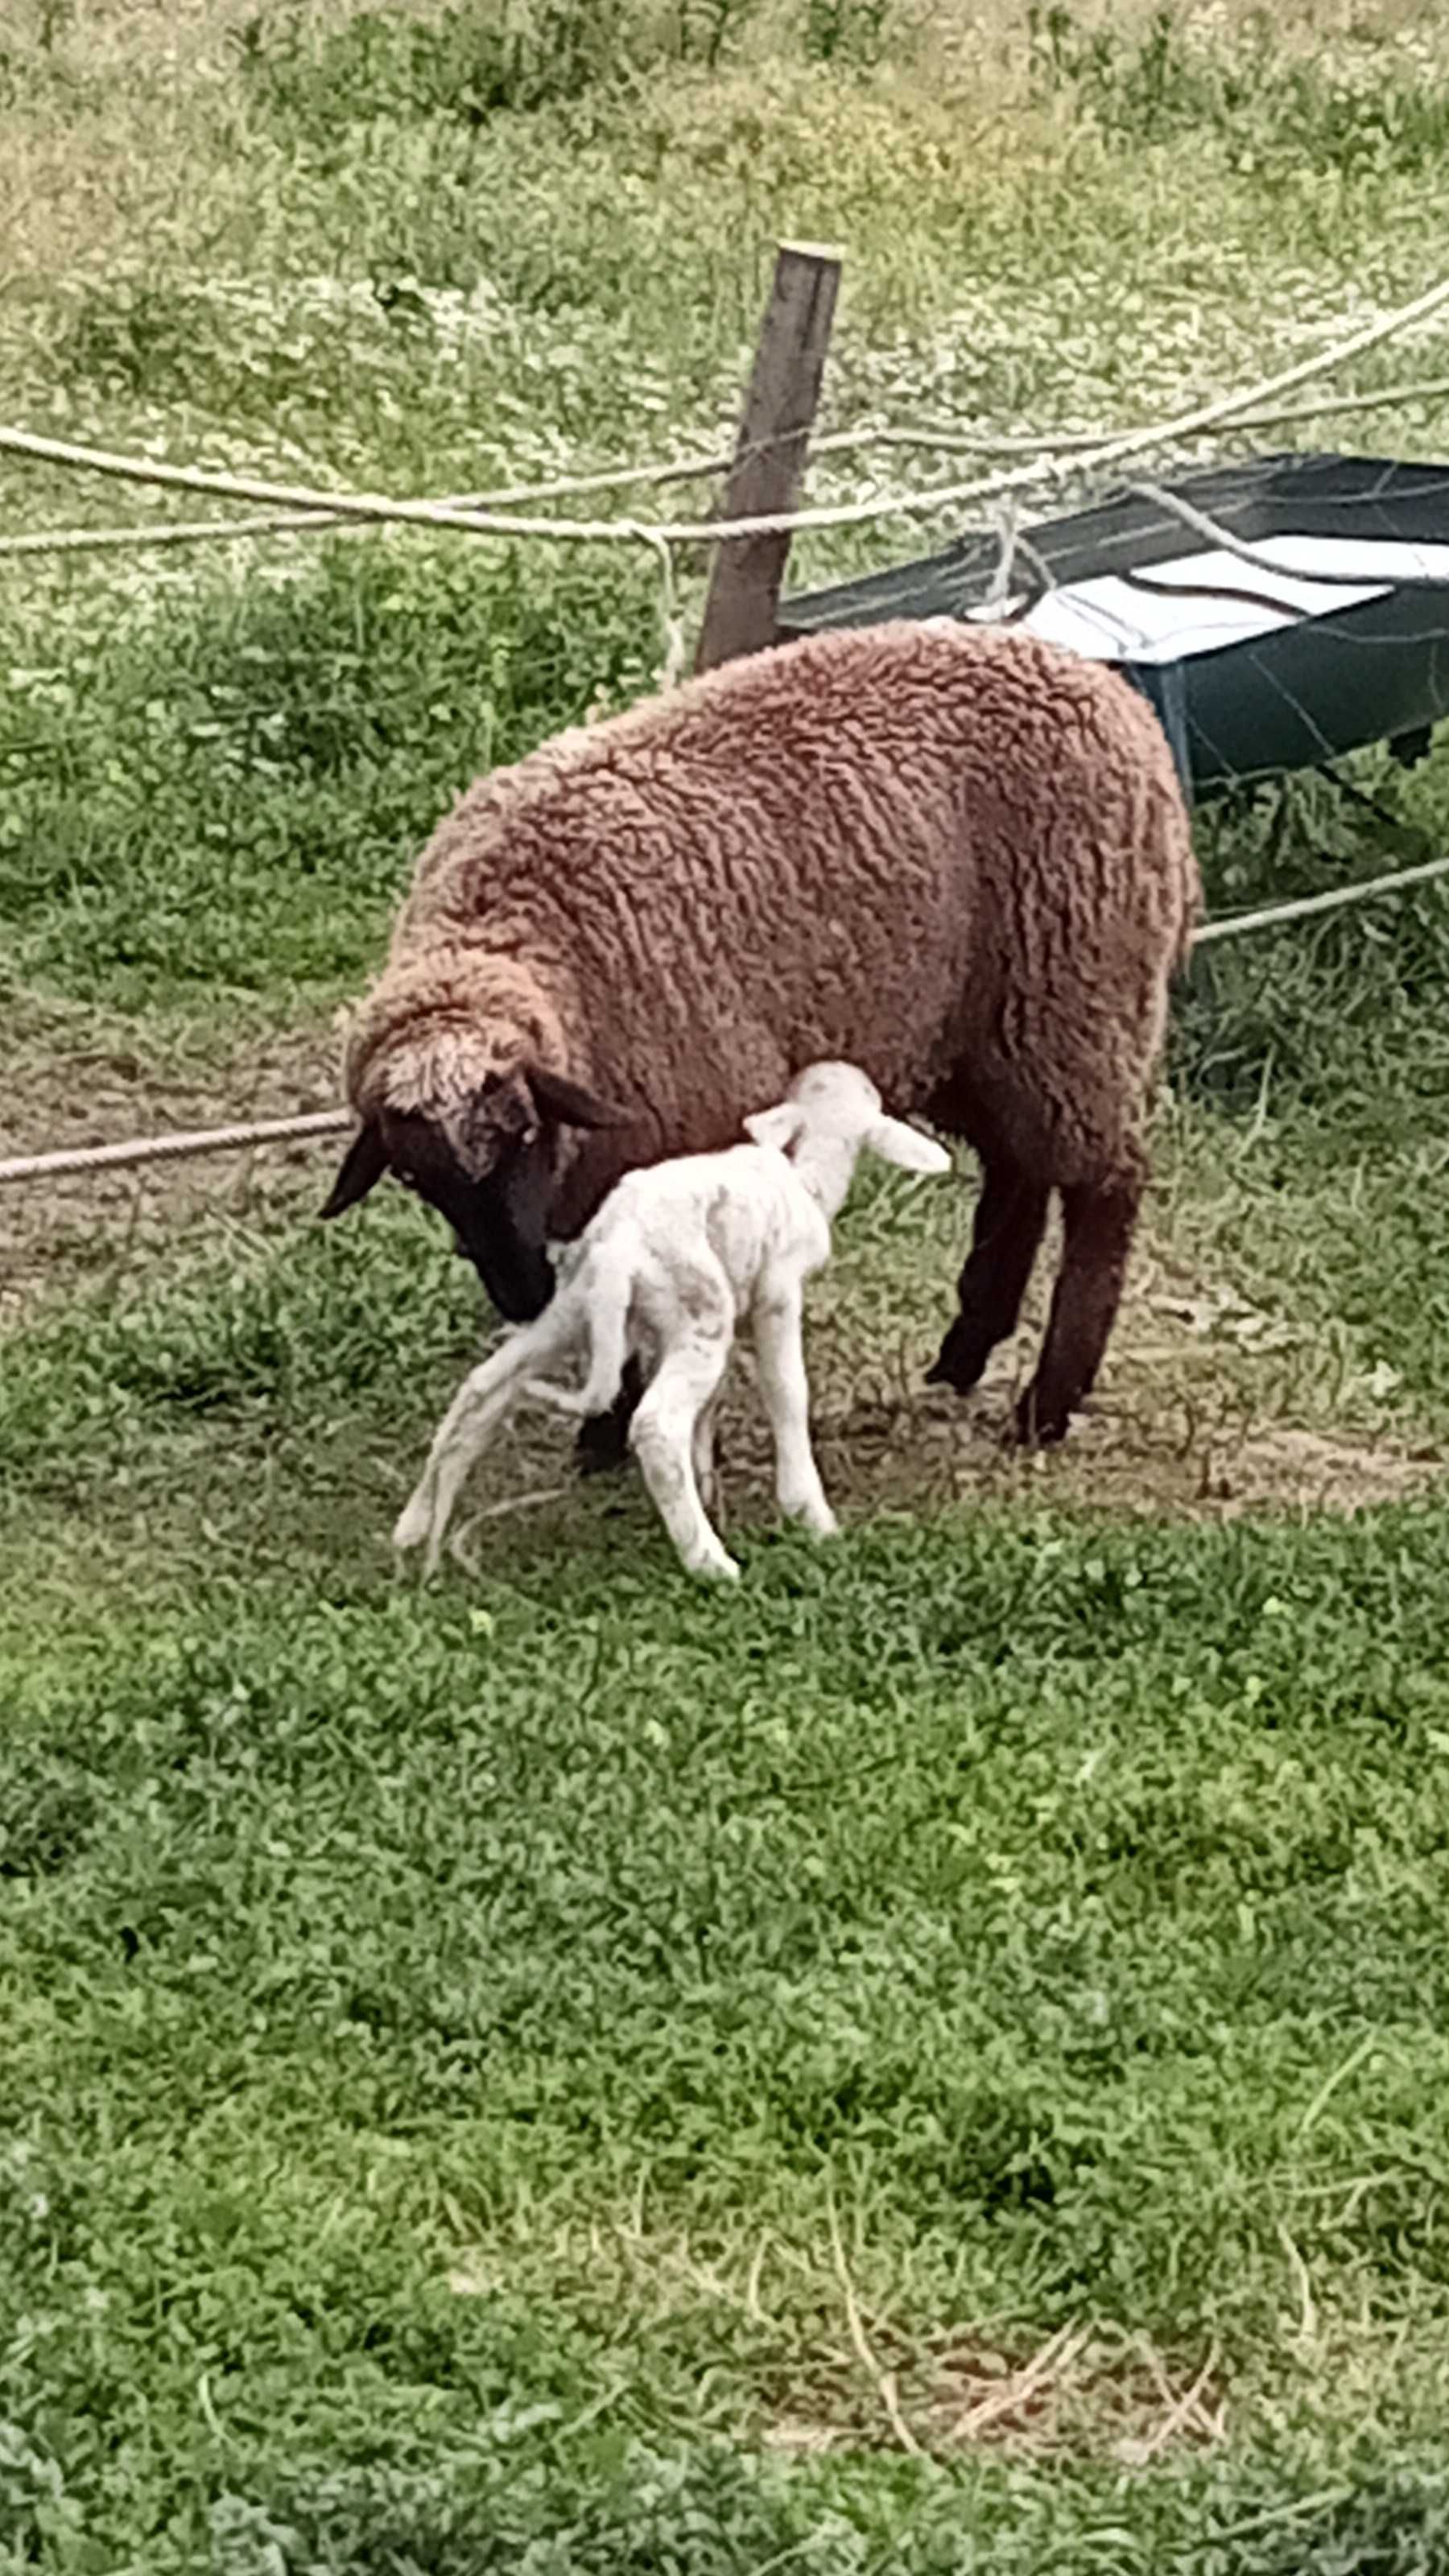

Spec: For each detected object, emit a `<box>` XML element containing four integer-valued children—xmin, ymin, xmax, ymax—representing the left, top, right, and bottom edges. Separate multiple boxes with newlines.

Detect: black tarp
<box><xmin>778</xmin><ymin>452</ymin><xmax>1449</xmax><ymax>801</ymax></box>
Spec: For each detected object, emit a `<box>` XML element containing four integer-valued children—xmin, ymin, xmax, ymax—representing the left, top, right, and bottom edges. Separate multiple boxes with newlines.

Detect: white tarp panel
<box><xmin>1010</xmin><ymin>534</ymin><xmax>1449</xmax><ymax>665</ymax></box>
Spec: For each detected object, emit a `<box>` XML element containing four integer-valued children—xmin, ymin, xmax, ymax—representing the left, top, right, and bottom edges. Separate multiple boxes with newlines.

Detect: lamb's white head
<box><xmin>742</xmin><ymin>1061</ymin><xmax>952</xmax><ymax>1203</ymax></box>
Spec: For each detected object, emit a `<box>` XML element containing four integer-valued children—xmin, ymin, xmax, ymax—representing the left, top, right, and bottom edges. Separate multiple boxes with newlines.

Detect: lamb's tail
<box><xmin>572</xmin><ymin>1235</ymin><xmax>636</xmax><ymax>1420</ymax></box>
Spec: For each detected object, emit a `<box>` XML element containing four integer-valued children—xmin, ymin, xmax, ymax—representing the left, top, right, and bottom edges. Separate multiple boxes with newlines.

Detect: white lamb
<box><xmin>392</xmin><ymin>1062</ymin><xmax>952</xmax><ymax>1583</ymax></box>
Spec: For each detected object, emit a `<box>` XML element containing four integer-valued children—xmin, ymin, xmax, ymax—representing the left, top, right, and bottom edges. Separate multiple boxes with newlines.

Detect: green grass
<box><xmin>7</xmin><ymin>0</ymin><xmax>1449</xmax><ymax>2566</ymax></box>
<box><xmin>0</xmin><ymin>545</ymin><xmax>661</xmax><ymax>1011</ymax></box>
<box><xmin>8</xmin><ymin>1508</ymin><xmax>1449</xmax><ymax>2569</ymax></box>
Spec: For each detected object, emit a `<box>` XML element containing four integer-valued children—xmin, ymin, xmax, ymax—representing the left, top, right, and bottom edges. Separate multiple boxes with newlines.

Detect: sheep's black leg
<box><xmin>1013</xmin><ymin>1177</ymin><xmax>1140</xmax><ymax>1446</ymax></box>
<box><xmin>574</xmin><ymin>1355</ymin><xmax>644</xmax><ymax>1477</ymax></box>
<box><xmin>927</xmin><ymin>1158</ymin><xmax>1048</xmax><ymax>1396</ymax></box>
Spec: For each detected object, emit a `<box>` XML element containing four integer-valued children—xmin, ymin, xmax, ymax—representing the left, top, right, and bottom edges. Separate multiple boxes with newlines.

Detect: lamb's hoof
<box><xmin>392</xmin><ymin>1494</ymin><xmax>432</xmax><ymax>1554</ymax></box>
<box><xmin>688</xmin><ymin>1550</ymin><xmax>741</xmax><ymax>1583</ymax></box>
<box><xmin>1011</xmin><ymin>1387</ymin><xmax>1071</xmax><ymax>1450</ymax></box>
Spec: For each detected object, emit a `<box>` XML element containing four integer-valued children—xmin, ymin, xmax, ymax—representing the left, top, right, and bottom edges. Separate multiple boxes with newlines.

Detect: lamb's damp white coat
<box><xmin>393</xmin><ymin>1063</ymin><xmax>952</xmax><ymax>1582</ymax></box>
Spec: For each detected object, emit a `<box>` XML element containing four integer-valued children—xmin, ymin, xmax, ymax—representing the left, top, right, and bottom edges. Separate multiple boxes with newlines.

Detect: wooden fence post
<box><xmin>693</xmin><ymin>240</ymin><xmax>842</xmax><ymax>675</ymax></box>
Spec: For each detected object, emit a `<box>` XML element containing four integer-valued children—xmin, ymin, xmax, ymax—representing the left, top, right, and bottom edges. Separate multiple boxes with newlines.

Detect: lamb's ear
<box><xmin>526</xmin><ymin>1065</ymin><xmax>631</xmax><ymax>1129</ymax></box>
<box><xmin>320</xmin><ymin>1123</ymin><xmax>388</xmax><ymax>1217</ymax></box>
<box><xmin>865</xmin><ymin>1116</ymin><xmax>953</xmax><ymax>1177</ymax></box>
<box><xmin>743</xmin><ymin>1102</ymin><xmax>806</xmax><ymax>1154</ymax></box>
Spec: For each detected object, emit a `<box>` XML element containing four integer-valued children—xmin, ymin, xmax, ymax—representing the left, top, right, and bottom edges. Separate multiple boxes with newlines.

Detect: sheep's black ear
<box><xmin>320</xmin><ymin>1123</ymin><xmax>387</xmax><ymax>1218</ymax></box>
<box><xmin>526</xmin><ymin>1065</ymin><xmax>630</xmax><ymax>1130</ymax></box>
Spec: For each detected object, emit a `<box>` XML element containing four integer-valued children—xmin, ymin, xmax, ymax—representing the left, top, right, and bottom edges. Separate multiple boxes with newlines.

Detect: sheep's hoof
<box><xmin>574</xmin><ymin>1361</ymin><xmax>644</xmax><ymax>1476</ymax></box>
<box><xmin>1011</xmin><ymin>1387</ymin><xmax>1071</xmax><ymax>1449</ymax></box>
<box><xmin>574</xmin><ymin>1414</ymin><xmax>633</xmax><ymax>1478</ymax></box>
<box><xmin>925</xmin><ymin>1324</ymin><xmax>992</xmax><ymax>1395</ymax></box>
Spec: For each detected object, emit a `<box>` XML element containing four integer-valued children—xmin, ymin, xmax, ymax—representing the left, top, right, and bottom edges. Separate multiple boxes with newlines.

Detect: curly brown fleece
<box><xmin>339</xmin><ymin>617</ymin><xmax>1199</xmax><ymax>1441</ymax></box>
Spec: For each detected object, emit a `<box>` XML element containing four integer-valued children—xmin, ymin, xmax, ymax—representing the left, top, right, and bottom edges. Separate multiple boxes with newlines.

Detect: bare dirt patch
<box><xmin>761</xmin><ymin>2318</ymin><xmax>1227</xmax><ymax>2464</ymax></box>
<box><xmin>5</xmin><ymin>1008</ymin><xmax>1440</xmax><ymax>1534</ymax></box>
<box><xmin>809</xmin><ymin>1218</ymin><xmax>1442</xmax><ymax>1522</ymax></box>
<box><xmin>1</xmin><ymin>1005</ymin><xmax>342</xmax><ymax>1327</ymax></box>
<box><xmin>448</xmin><ymin>2215</ymin><xmax>1227</xmax><ymax>2469</ymax></box>
<box><xmin>433</xmin><ymin>1230</ymin><xmax>1443</xmax><ymax>1570</ymax></box>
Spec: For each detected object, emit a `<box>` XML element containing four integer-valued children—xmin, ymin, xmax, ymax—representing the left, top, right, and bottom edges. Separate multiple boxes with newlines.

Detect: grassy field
<box><xmin>7</xmin><ymin>2</ymin><xmax>1449</xmax><ymax>2567</ymax></box>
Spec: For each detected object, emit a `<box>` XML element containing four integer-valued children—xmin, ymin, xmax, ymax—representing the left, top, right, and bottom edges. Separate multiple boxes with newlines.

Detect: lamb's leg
<box><xmin>394</xmin><ymin>1305</ymin><xmax>578</xmax><ymax>1572</ymax></box>
<box><xmin>574</xmin><ymin>1355</ymin><xmax>644</xmax><ymax>1478</ymax></box>
<box><xmin>692</xmin><ymin>1391</ymin><xmax>722</xmax><ymax>1515</ymax></box>
<box><xmin>927</xmin><ymin>1155</ymin><xmax>1049</xmax><ymax>1395</ymax></box>
<box><xmin>751</xmin><ymin>1286</ymin><xmax>838</xmax><ymax>1541</ymax></box>
<box><xmin>630</xmin><ymin>1340</ymin><xmax>736</xmax><ymax>1581</ymax></box>
<box><xmin>1014</xmin><ymin>1176</ymin><xmax>1141</xmax><ymax>1446</ymax></box>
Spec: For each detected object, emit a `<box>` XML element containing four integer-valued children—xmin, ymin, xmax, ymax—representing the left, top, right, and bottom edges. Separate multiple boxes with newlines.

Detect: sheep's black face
<box><xmin>386</xmin><ymin>1114</ymin><xmax>557</xmax><ymax>1324</ymax></box>
<box><xmin>436</xmin><ymin>1166</ymin><xmax>556</xmax><ymax>1323</ymax></box>
<box><xmin>319</xmin><ymin>1062</ymin><xmax>630</xmax><ymax>1328</ymax></box>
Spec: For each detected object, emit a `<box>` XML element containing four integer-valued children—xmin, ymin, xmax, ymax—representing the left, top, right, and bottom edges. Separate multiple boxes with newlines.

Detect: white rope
<box><xmin>3</xmin><ymin>270</ymin><xmax>1448</xmax><ymax>555</ymax></box>
<box><xmin>0</xmin><ymin>422</ymin><xmax>721</xmax><ymax>547</ymax></box>
<box><xmin>819</xmin><ymin>369</ymin><xmax>1449</xmax><ymax>464</ymax></box>
<box><xmin>1127</xmin><ymin>480</ymin><xmax>1449</xmax><ymax>591</ymax></box>
<box><xmin>0</xmin><ymin>511</ymin><xmax>374</xmax><ymax>559</ymax></box>
<box><xmin>10</xmin><ymin>367</ymin><xmax>1449</xmax><ymax>572</ymax></box>
<box><xmin>646</xmin><ymin>533</ymin><xmax>687</xmax><ymax>691</ymax></box>
<box><xmin>0</xmin><ymin>444</ymin><xmax>757</xmax><ymax>559</ymax></box>
<box><xmin>8</xmin><ymin>369</ymin><xmax>1449</xmax><ymax>566</ymax></box>
<box><xmin>1191</xmin><ymin>851</ymin><xmax>1449</xmax><ymax>944</ymax></box>
<box><xmin>983</xmin><ymin>500</ymin><xmax>1020</xmax><ymax>608</ymax></box>
<box><xmin>0</xmin><ymin>1107</ymin><xmax>352</xmax><ymax>1185</ymax></box>
<box><xmin>2</xmin><ymin>853</ymin><xmax>1447</xmax><ymax>1190</ymax></box>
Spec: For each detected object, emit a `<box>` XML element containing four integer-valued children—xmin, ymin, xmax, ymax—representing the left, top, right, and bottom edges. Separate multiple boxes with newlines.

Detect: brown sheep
<box><xmin>322</xmin><ymin>617</ymin><xmax>1199</xmax><ymax>1450</ymax></box>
